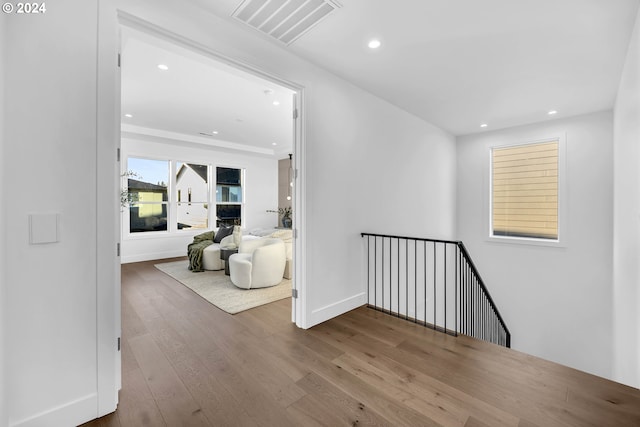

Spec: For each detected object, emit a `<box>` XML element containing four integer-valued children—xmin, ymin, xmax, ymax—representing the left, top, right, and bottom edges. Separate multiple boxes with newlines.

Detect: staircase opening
<box><xmin>361</xmin><ymin>233</ymin><xmax>511</xmax><ymax>348</ymax></box>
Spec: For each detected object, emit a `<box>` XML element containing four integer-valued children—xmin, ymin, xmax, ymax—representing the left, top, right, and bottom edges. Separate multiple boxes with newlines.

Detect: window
<box><xmin>124</xmin><ymin>157</ymin><xmax>245</xmax><ymax>235</ymax></box>
<box><xmin>127</xmin><ymin>157</ymin><xmax>169</xmax><ymax>233</ymax></box>
<box><xmin>491</xmin><ymin>140</ymin><xmax>559</xmax><ymax>241</ymax></box>
<box><xmin>216</xmin><ymin>167</ymin><xmax>243</xmax><ymax>226</ymax></box>
<box><xmin>176</xmin><ymin>162</ymin><xmax>209</xmax><ymax>230</ymax></box>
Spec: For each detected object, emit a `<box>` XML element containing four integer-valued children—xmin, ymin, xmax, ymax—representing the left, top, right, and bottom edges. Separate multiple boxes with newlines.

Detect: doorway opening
<box><xmin>118</xmin><ymin>19</ymin><xmax>303</xmax><ymax>324</ymax></box>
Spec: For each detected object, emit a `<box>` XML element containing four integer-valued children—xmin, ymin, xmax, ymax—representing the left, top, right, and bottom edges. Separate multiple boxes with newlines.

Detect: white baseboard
<box><xmin>305</xmin><ymin>292</ymin><xmax>367</xmax><ymax>328</ymax></box>
<box><xmin>11</xmin><ymin>393</ymin><xmax>97</xmax><ymax>427</ymax></box>
<box><xmin>121</xmin><ymin>250</ymin><xmax>185</xmax><ymax>264</ymax></box>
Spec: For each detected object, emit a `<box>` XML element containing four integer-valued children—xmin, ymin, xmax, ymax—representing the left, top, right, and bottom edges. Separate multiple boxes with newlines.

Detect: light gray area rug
<box><xmin>154</xmin><ymin>260</ymin><xmax>291</xmax><ymax>314</ymax></box>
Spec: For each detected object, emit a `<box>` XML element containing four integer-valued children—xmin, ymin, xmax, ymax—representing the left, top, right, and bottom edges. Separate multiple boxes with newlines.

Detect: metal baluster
<box><xmin>481</xmin><ymin>295</ymin><xmax>485</xmax><ymax>341</ymax></box>
<box><xmin>455</xmin><ymin>245</ymin><xmax>458</xmax><ymax>337</ymax></box>
<box><xmin>424</xmin><ymin>241</ymin><xmax>427</xmax><ymax>326</ymax></box>
<box><xmin>496</xmin><ymin>313</ymin><xmax>499</xmax><ymax>345</ymax></box>
<box><xmin>381</xmin><ymin>236</ymin><xmax>383</xmax><ymax>311</ymax></box>
<box><xmin>471</xmin><ymin>276</ymin><xmax>475</xmax><ymax>338</ymax></box>
<box><xmin>466</xmin><ymin>260</ymin><xmax>470</xmax><ymax>335</ymax></box>
<box><xmin>368</xmin><ymin>236</ymin><xmax>371</xmax><ymax>305</ymax></box>
<box><xmin>491</xmin><ymin>309</ymin><xmax>498</xmax><ymax>344</ymax></box>
<box><xmin>433</xmin><ymin>241</ymin><xmax>437</xmax><ymax>330</ymax></box>
<box><xmin>397</xmin><ymin>238</ymin><xmax>400</xmax><ymax>318</ymax></box>
<box><xmin>374</xmin><ymin>236</ymin><xmax>377</xmax><ymax>309</ymax></box>
<box><xmin>463</xmin><ymin>257</ymin><xmax>467</xmax><ymax>335</ymax></box>
<box><xmin>414</xmin><ymin>239</ymin><xmax>417</xmax><ymax>324</ymax></box>
<box><xmin>468</xmin><ymin>262</ymin><xmax>471</xmax><ymax>336</ymax></box>
<box><xmin>389</xmin><ymin>237</ymin><xmax>392</xmax><ymax>314</ymax></box>
<box><xmin>444</xmin><ymin>243</ymin><xmax>447</xmax><ymax>333</ymax></box>
<box><xmin>462</xmin><ymin>258</ymin><xmax>466</xmax><ymax>335</ymax></box>
<box><xmin>484</xmin><ymin>297</ymin><xmax>487</xmax><ymax>341</ymax></box>
<box><xmin>405</xmin><ymin>239</ymin><xmax>408</xmax><ymax>320</ymax></box>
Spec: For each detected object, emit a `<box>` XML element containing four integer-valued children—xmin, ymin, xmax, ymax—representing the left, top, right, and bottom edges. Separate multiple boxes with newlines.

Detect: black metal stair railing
<box><xmin>361</xmin><ymin>233</ymin><xmax>511</xmax><ymax>348</ymax></box>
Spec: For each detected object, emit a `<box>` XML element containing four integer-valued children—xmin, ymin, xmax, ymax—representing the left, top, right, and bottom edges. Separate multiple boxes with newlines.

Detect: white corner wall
<box><xmin>121</xmin><ymin>137</ymin><xmax>280</xmax><ymax>263</ymax></box>
<box><xmin>4</xmin><ymin>1</ymin><xmax>103</xmax><ymax>426</ymax></box>
<box><xmin>457</xmin><ymin>111</ymin><xmax>614</xmax><ymax>380</ymax></box>
<box><xmin>613</xmin><ymin>7</ymin><xmax>640</xmax><ymax>388</ymax></box>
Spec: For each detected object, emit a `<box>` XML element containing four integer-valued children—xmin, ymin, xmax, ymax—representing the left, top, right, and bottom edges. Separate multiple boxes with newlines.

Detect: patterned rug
<box><xmin>154</xmin><ymin>260</ymin><xmax>291</xmax><ymax>314</ymax></box>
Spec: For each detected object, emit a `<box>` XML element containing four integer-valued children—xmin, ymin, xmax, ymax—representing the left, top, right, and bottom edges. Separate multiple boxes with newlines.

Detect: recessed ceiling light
<box><xmin>212</xmin><ymin>130</ymin><xmax>219</xmax><ymax>134</ymax></box>
<box><xmin>548</xmin><ymin>110</ymin><xmax>558</xmax><ymax>115</ymax></box>
<box><xmin>272</xmin><ymin>142</ymin><xmax>277</xmax><ymax>146</ymax></box>
<box><xmin>480</xmin><ymin>123</ymin><xmax>488</xmax><ymax>128</ymax></box>
<box><xmin>273</xmin><ymin>100</ymin><xmax>280</xmax><ymax>106</ymax></box>
<box><xmin>368</xmin><ymin>39</ymin><xmax>382</xmax><ymax>49</ymax></box>
<box><xmin>157</xmin><ymin>64</ymin><xmax>169</xmax><ymax>71</ymax></box>
<box><xmin>124</xmin><ymin>114</ymin><xmax>132</xmax><ymax>118</ymax></box>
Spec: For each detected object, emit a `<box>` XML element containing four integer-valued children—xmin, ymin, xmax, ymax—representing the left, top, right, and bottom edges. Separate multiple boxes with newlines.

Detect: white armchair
<box><xmin>229</xmin><ymin>238</ymin><xmax>286</xmax><ymax>289</ymax></box>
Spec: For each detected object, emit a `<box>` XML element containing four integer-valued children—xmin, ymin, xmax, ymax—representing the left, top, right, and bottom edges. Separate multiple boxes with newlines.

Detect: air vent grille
<box><xmin>232</xmin><ymin>0</ymin><xmax>340</xmax><ymax>45</ymax></box>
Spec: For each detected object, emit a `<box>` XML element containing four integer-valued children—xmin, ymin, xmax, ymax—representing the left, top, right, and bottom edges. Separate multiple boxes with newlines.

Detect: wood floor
<box><xmin>82</xmin><ymin>259</ymin><xmax>640</xmax><ymax>427</ymax></box>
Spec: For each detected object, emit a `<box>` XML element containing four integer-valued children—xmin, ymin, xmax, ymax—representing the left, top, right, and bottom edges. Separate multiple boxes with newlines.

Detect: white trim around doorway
<box><xmin>96</xmin><ymin>10</ymin><xmax>309</xmax><ymax>418</ymax></box>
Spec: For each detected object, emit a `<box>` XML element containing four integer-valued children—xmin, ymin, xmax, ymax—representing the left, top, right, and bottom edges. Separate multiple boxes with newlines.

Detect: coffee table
<box><xmin>219</xmin><ymin>247</ymin><xmax>238</xmax><ymax>275</ymax></box>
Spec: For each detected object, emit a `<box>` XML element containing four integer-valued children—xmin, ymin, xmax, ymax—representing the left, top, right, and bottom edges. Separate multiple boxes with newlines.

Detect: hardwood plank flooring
<box><xmin>82</xmin><ymin>259</ymin><xmax>640</xmax><ymax>426</ymax></box>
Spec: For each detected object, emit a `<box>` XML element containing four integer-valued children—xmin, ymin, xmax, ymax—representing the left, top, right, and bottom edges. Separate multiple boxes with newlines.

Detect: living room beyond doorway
<box><xmin>118</xmin><ymin>19</ymin><xmax>303</xmax><ymax>324</ymax></box>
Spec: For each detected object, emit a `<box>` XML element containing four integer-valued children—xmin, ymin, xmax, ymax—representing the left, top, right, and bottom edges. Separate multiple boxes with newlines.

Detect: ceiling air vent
<box><xmin>232</xmin><ymin>0</ymin><xmax>341</xmax><ymax>45</ymax></box>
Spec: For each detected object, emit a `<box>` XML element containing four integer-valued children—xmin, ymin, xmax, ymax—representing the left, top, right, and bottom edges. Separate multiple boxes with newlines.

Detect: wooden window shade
<box><xmin>492</xmin><ymin>140</ymin><xmax>559</xmax><ymax>240</ymax></box>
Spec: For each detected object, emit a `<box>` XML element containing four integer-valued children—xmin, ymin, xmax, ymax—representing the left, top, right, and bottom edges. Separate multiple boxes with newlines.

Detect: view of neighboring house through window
<box><xmin>127</xmin><ymin>157</ymin><xmax>169</xmax><ymax>233</ymax></box>
<box><xmin>176</xmin><ymin>162</ymin><xmax>209</xmax><ymax>230</ymax></box>
<box><xmin>491</xmin><ymin>140</ymin><xmax>559</xmax><ymax>240</ymax></box>
<box><xmin>216</xmin><ymin>167</ymin><xmax>243</xmax><ymax>226</ymax></box>
<box><xmin>125</xmin><ymin>157</ymin><xmax>244</xmax><ymax>234</ymax></box>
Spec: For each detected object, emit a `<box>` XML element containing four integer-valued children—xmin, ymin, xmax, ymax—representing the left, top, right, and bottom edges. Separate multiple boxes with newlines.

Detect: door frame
<box><xmin>96</xmin><ymin>7</ymin><xmax>307</xmax><ymax>416</ymax></box>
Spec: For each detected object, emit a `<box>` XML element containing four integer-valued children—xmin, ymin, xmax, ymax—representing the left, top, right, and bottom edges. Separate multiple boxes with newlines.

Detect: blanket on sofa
<box><xmin>187</xmin><ymin>231</ymin><xmax>215</xmax><ymax>272</ymax></box>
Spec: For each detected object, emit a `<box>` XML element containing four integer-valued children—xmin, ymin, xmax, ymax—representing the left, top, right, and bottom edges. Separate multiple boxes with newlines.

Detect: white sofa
<box><xmin>228</xmin><ymin>238</ymin><xmax>286</xmax><ymax>289</ymax></box>
<box><xmin>266</xmin><ymin>229</ymin><xmax>292</xmax><ymax>279</ymax></box>
<box><xmin>201</xmin><ymin>234</ymin><xmax>237</xmax><ymax>271</ymax></box>
<box><xmin>202</xmin><ymin>228</ymin><xmax>292</xmax><ymax>279</ymax></box>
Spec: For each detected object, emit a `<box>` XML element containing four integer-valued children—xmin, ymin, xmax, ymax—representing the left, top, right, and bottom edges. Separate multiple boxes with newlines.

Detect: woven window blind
<box><xmin>492</xmin><ymin>140</ymin><xmax>559</xmax><ymax>240</ymax></box>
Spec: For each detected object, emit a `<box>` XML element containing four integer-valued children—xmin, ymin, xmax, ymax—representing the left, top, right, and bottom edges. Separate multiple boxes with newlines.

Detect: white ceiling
<box><xmin>121</xmin><ymin>27</ymin><xmax>295</xmax><ymax>157</ymax></box>
<box><xmin>192</xmin><ymin>0</ymin><xmax>640</xmax><ymax>136</ymax></box>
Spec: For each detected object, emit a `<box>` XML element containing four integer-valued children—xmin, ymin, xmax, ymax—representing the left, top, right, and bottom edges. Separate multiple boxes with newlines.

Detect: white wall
<box><xmin>4</xmin><ymin>1</ymin><xmax>102</xmax><ymax>426</ymax></box>
<box><xmin>121</xmin><ymin>137</ymin><xmax>279</xmax><ymax>262</ymax></box>
<box><xmin>613</xmin><ymin>8</ymin><xmax>640</xmax><ymax>388</ymax></box>
<box><xmin>457</xmin><ymin>111</ymin><xmax>614</xmax><ymax>380</ymax></box>
<box><xmin>305</xmin><ymin>80</ymin><xmax>457</xmax><ymax>324</ymax></box>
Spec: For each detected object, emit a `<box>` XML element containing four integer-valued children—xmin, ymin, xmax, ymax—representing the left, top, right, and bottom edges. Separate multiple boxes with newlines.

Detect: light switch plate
<box><xmin>29</xmin><ymin>213</ymin><xmax>59</xmax><ymax>244</ymax></box>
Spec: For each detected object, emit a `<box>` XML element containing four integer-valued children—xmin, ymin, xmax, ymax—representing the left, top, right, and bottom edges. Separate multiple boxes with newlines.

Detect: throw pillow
<box><xmin>213</xmin><ymin>224</ymin><xmax>234</xmax><ymax>243</ymax></box>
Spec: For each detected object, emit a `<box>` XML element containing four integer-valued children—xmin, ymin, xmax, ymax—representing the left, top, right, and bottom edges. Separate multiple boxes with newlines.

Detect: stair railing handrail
<box><xmin>457</xmin><ymin>241</ymin><xmax>511</xmax><ymax>344</ymax></box>
<box><xmin>361</xmin><ymin>232</ymin><xmax>511</xmax><ymax>348</ymax></box>
<box><xmin>361</xmin><ymin>232</ymin><xmax>461</xmax><ymax>245</ymax></box>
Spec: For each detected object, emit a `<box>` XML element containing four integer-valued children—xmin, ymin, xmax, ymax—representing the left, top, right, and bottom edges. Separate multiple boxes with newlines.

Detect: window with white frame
<box><xmin>490</xmin><ymin>139</ymin><xmax>560</xmax><ymax>241</ymax></box>
<box><xmin>124</xmin><ymin>157</ymin><xmax>244</xmax><ymax>235</ymax></box>
<box><xmin>176</xmin><ymin>162</ymin><xmax>209</xmax><ymax>230</ymax></box>
<box><xmin>127</xmin><ymin>157</ymin><xmax>169</xmax><ymax>233</ymax></box>
<box><xmin>216</xmin><ymin>167</ymin><xmax>243</xmax><ymax>227</ymax></box>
